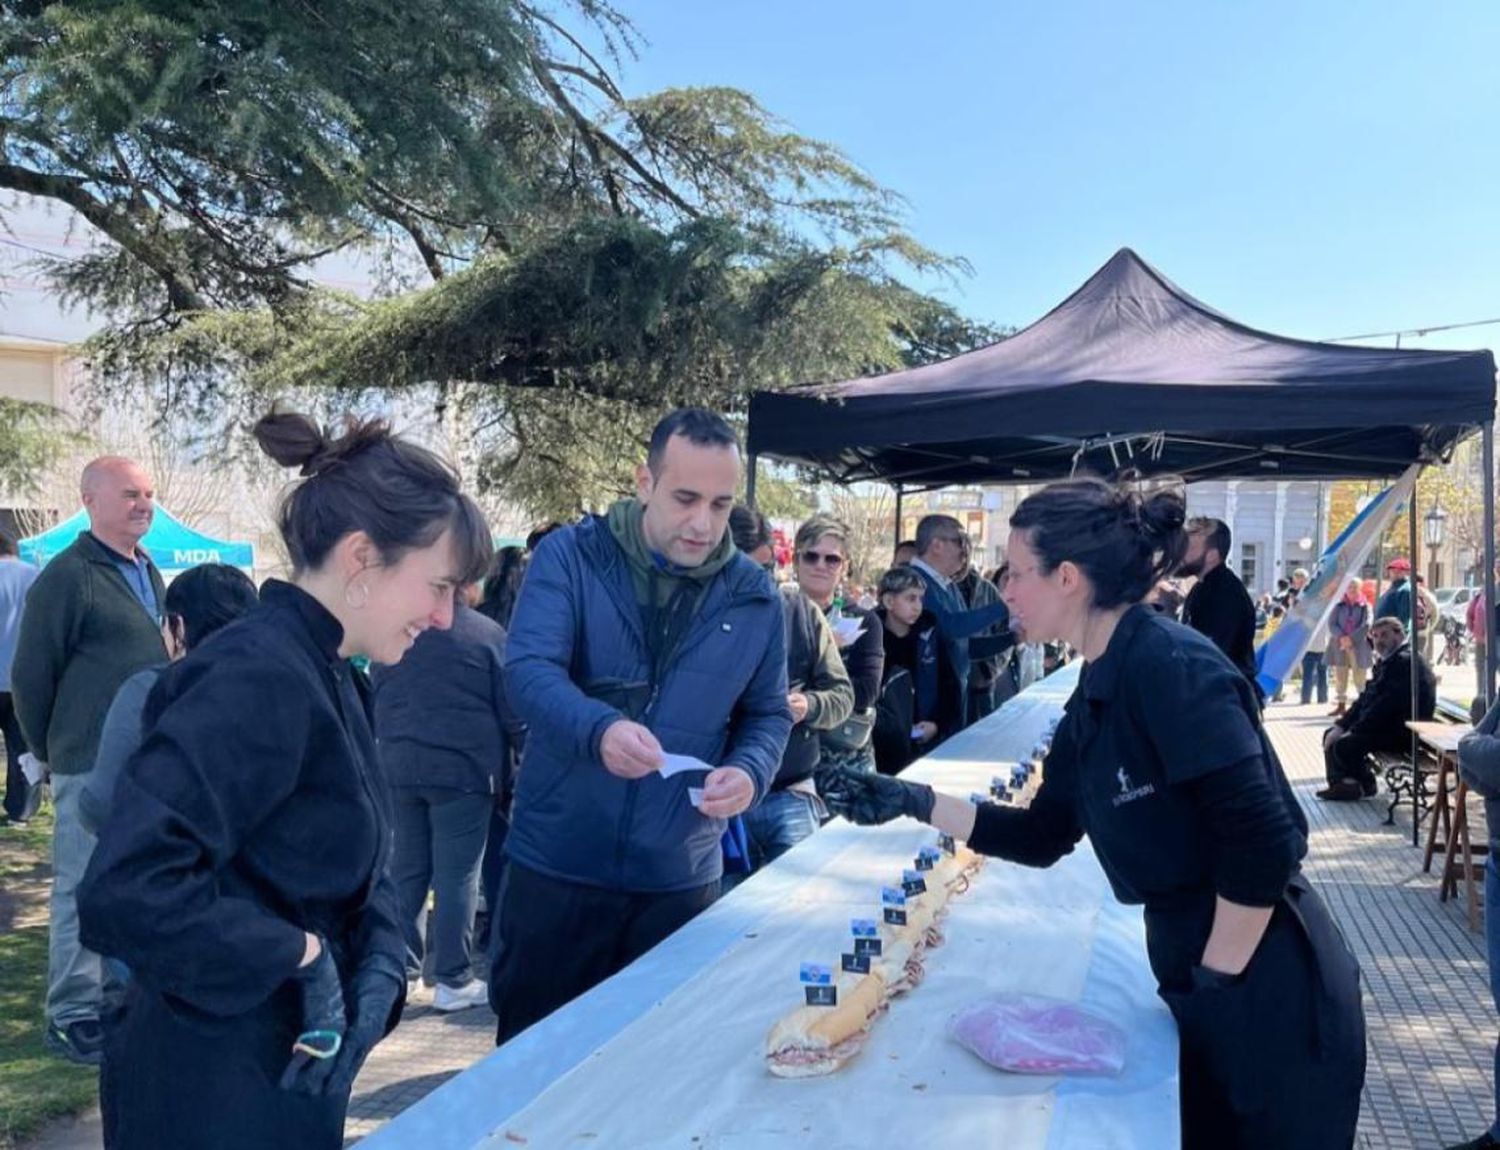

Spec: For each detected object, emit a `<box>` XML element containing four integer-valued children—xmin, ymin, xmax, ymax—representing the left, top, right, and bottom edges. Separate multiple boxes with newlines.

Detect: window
<box><xmin>1239</xmin><ymin>543</ymin><xmax>1259</xmax><ymax>592</ymax></box>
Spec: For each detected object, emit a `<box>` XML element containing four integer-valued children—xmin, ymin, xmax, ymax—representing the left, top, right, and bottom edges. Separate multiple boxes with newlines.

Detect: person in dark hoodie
<box><xmin>76</xmin><ymin>411</ymin><xmax>492</xmax><ymax>1150</ymax></box>
<box><xmin>728</xmin><ymin>506</ymin><xmax>853</xmax><ymax>869</ymax></box>
<box><xmin>490</xmin><ymin>409</ymin><xmax>791</xmax><ymax>1045</ymax></box>
<box><xmin>372</xmin><ymin>594</ymin><xmax>521</xmax><ymax>1013</ymax></box>
<box><xmin>872</xmin><ymin>566</ymin><xmax>959</xmax><ymax>774</ymax></box>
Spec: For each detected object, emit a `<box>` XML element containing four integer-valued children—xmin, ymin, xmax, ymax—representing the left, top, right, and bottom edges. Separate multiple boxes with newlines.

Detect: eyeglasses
<box><xmin>799</xmin><ymin>550</ymin><xmax>845</xmax><ymax>568</ymax></box>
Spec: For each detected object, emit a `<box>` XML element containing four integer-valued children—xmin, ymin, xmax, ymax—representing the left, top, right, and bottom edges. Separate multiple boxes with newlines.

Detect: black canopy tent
<box><xmin>746</xmin><ymin>248</ymin><xmax>1500</xmax><ymax>846</ymax></box>
<box><xmin>748</xmin><ymin>249</ymin><xmax>1494</xmax><ymax>487</ymax></box>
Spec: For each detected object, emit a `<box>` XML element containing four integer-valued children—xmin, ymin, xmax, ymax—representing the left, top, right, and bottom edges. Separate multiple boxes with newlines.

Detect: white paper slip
<box><xmin>687</xmin><ymin>787</ymin><xmax>705</xmax><ymax>809</ymax></box>
<box><xmin>832</xmin><ymin>617</ymin><xmax>865</xmax><ymax>644</ymax></box>
<box><xmin>660</xmin><ymin>752</ymin><xmax>713</xmax><ymax>778</ymax></box>
<box><xmin>910</xmin><ymin>726</ymin><xmax>927</xmax><ymax>741</ymax></box>
<box><xmin>19</xmin><ymin>753</ymin><xmax>45</xmax><ymax>786</ymax></box>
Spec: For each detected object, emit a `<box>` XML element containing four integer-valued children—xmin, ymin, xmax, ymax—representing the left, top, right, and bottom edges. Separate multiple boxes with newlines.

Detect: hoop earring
<box><xmin>344</xmin><ymin>581</ymin><xmax>370</xmax><ymax>610</ymax></box>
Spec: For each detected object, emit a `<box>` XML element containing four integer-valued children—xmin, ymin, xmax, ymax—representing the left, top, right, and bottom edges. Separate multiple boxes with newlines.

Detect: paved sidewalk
<box><xmin>1273</xmin><ymin>697</ymin><xmax>1493</xmax><ymax>1150</ymax></box>
<box><xmin>22</xmin><ymin>697</ymin><xmax>1500</xmax><ymax>1149</ymax></box>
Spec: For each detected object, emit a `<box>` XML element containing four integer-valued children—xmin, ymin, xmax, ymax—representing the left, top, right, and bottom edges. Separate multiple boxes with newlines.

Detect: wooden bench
<box><xmin>1407</xmin><ymin>716</ymin><xmax>1486</xmax><ymax>931</ymax></box>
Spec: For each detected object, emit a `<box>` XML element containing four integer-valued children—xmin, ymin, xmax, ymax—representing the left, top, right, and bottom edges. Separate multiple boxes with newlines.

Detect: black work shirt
<box><xmin>78</xmin><ymin>580</ymin><xmax>406</xmax><ymax>1019</ymax></box>
<box><xmin>969</xmin><ymin>605</ymin><xmax>1307</xmax><ymax>989</ymax></box>
<box><xmin>1182</xmin><ymin>563</ymin><xmax>1259</xmax><ymax>688</ymax></box>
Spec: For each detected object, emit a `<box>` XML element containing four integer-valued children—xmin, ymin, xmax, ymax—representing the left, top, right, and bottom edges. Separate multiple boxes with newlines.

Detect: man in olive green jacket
<box><xmin>12</xmin><ymin>456</ymin><xmax>167</xmax><ymax>1065</ymax></box>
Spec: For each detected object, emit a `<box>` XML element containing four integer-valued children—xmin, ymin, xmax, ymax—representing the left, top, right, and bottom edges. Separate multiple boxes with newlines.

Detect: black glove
<box><xmin>323</xmin><ymin>957</ymin><xmax>404</xmax><ymax>1097</ymax></box>
<box><xmin>278</xmin><ymin>939</ymin><xmax>348</xmax><ymax>1094</ymax></box>
<box><xmin>821</xmin><ymin>767</ymin><xmax>935</xmax><ymax>826</ymax></box>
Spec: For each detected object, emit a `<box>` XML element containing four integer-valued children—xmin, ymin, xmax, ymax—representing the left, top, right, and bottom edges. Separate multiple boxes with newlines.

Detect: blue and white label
<box><xmin>851</xmin><ymin>919</ymin><xmax>879</xmax><ymax>938</ymax></box>
<box><xmin>799</xmin><ymin>962</ymin><xmax>833</xmax><ymax>985</ymax></box>
<box><xmin>881</xmin><ymin>886</ymin><xmax>907</xmax><ymax>907</ymax></box>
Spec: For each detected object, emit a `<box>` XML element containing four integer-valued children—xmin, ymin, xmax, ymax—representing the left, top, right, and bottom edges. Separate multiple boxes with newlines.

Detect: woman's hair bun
<box><xmin>253</xmin><ymin>409</ymin><xmax>390</xmax><ymax>477</ymax></box>
<box><xmin>1136</xmin><ymin>489</ymin><xmax>1187</xmax><ymax>540</ymax></box>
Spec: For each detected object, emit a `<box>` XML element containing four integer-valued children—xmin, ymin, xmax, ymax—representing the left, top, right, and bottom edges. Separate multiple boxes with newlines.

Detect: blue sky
<box><xmin>612</xmin><ymin>0</ymin><xmax>1500</xmax><ymax>353</ymax></box>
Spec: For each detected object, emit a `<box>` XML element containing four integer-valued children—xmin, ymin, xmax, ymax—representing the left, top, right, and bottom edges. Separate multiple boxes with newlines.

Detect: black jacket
<box><xmin>1340</xmin><ymin>643</ymin><xmax>1437</xmax><ymax>751</ymax></box>
<box><xmin>77</xmin><ymin>580</ymin><xmax>405</xmax><ymax>1021</ymax></box>
<box><xmin>1182</xmin><ymin>564</ymin><xmax>1259</xmax><ymax>689</ymax></box>
<box><xmin>371</xmin><ymin>604</ymin><xmax>521</xmax><ymax>795</ymax></box>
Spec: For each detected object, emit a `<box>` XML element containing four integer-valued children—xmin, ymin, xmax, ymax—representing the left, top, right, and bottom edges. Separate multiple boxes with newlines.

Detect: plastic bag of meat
<box><xmin>949</xmin><ymin>994</ymin><xmax>1127</xmax><ymax>1076</ymax></box>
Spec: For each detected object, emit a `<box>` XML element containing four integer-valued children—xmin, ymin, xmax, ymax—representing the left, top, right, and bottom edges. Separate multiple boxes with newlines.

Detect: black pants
<box><xmin>1324</xmin><ymin>730</ymin><xmax>1382</xmax><ymax>789</ymax></box>
<box><xmin>1161</xmin><ymin>880</ymin><xmax>1366</xmax><ymax>1149</ymax></box>
<box><xmin>489</xmin><ymin>863</ymin><xmax>719</xmax><ymax>1045</ymax></box>
<box><xmin>101</xmin><ymin>981</ymin><xmax>348</xmax><ymax>1149</ymax></box>
<box><xmin>476</xmin><ymin>801</ymin><xmax>510</xmax><ymax>956</ymax></box>
<box><xmin>0</xmin><ymin>691</ymin><xmax>30</xmax><ymax>821</ymax></box>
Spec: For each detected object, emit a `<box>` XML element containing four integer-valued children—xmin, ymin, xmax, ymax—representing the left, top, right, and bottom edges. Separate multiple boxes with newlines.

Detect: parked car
<box><xmin>1437</xmin><ymin>586</ymin><xmax>1475</xmax><ymax>625</ymax></box>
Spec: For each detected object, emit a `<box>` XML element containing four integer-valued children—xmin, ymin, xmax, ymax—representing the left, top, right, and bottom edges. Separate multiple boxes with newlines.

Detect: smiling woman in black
<box><xmin>823</xmin><ymin>477</ymin><xmax>1366</xmax><ymax>1150</ymax></box>
<box><xmin>77</xmin><ymin>412</ymin><xmax>491</xmax><ymax>1150</ymax></box>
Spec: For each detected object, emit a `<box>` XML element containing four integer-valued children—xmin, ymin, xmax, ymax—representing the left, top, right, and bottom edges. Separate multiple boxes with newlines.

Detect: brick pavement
<box><xmin>340</xmin><ymin>696</ymin><xmax>1500</xmax><ymax>1148</ymax></box>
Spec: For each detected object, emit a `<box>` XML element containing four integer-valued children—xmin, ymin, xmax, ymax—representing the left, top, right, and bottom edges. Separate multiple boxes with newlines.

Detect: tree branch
<box><xmin>0</xmin><ymin>161</ymin><xmax>207</xmax><ymax>311</ymax></box>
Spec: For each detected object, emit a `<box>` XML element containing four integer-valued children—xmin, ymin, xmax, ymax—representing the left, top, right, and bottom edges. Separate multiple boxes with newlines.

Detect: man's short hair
<box><xmin>1188</xmin><ymin>517</ymin><xmax>1231</xmax><ymax>560</ymax></box>
<box><xmin>878</xmin><ymin>566</ymin><xmax>925</xmax><ymax>599</ymax></box>
<box><xmin>0</xmin><ymin>531</ymin><xmax>15</xmax><ymax>558</ymax></box>
<box><xmin>1372</xmin><ymin>615</ymin><xmax>1407</xmax><ymax>636</ymax></box>
<box><xmin>647</xmin><ymin>409</ymin><xmax>739</xmax><ymax>475</ymax></box>
<box><xmin>1293</xmin><ymin>567</ymin><xmax>1310</xmax><ymax>581</ymax></box>
<box><xmin>915</xmin><ymin>514</ymin><xmax>962</xmax><ymax>556</ymax></box>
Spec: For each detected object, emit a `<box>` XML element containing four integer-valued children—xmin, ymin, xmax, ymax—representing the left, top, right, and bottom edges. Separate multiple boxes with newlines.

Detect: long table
<box><xmin>364</xmin><ymin>664</ymin><xmax>1179</xmax><ymax>1148</ymax></box>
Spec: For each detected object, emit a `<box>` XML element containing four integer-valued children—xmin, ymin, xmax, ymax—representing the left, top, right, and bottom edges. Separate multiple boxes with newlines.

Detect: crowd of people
<box><xmin>11</xmin><ymin>404</ymin><xmax>1488</xmax><ymax>1147</ymax></box>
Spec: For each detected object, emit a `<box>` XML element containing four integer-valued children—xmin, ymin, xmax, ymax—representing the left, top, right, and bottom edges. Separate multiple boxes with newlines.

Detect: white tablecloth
<box><xmin>364</xmin><ymin>664</ymin><xmax>1179</xmax><ymax>1149</ymax></box>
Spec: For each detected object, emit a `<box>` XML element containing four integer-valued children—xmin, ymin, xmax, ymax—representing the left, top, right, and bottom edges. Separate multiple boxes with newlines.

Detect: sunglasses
<box><xmin>800</xmin><ymin>550</ymin><xmax>845</xmax><ymax>568</ymax></box>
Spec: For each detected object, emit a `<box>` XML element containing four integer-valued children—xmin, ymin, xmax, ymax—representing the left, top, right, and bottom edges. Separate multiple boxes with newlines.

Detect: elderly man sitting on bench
<box><xmin>1319</xmin><ymin>616</ymin><xmax>1437</xmax><ymax>801</ymax></box>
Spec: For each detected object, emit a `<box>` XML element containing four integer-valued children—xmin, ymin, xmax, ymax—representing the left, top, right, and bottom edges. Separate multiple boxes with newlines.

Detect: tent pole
<box><xmin>746</xmin><ymin>454</ymin><xmax>759</xmax><ymax>509</ymax></box>
<box><xmin>1410</xmin><ymin>482</ymin><xmax>1421</xmax><ymax>848</ymax></box>
<box><xmin>1485</xmin><ymin>423</ymin><xmax>1497</xmax><ymax>708</ymax></box>
<box><xmin>893</xmin><ymin>485</ymin><xmax>904</xmax><ymax>551</ymax></box>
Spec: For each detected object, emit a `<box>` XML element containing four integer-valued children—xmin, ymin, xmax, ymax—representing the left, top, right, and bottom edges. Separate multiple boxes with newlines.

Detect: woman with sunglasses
<box><xmin>823</xmin><ymin>476</ymin><xmax>1365</xmax><ymax>1149</ymax></box>
<box><xmin>793</xmin><ymin>515</ymin><xmax>885</xmax><ymax>779</ymax></box>
<box><xmin>727</xmin><ymin>507</ymin><xmax>852</xmax><ymax>870</ymax></box>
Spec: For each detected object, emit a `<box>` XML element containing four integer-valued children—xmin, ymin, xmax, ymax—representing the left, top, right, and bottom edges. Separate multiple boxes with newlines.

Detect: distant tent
<box><xmin>19</xmin><ymin>507</ymin><xmax>255</xmax><ymax>571</ymax></box>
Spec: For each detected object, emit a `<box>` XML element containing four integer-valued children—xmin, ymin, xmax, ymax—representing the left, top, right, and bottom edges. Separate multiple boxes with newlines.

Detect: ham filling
<box><xmin>769</xmin><ymin>1032</ymin><xmax>869</xmax><ymax>1066</ymax></box>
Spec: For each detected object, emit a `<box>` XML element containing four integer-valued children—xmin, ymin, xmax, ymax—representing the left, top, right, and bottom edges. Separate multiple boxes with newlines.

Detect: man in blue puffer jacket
<box><xmin>490</xmin><ymin>409</ymin><xmax>792</xmax><ymax>1043</ymax></box>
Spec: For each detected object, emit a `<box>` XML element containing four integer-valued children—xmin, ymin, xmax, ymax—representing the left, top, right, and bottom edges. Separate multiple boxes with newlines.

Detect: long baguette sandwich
<box><xmin>765</xmin><ymin>969</ymin><xmax>888</xmax><ymax>1078</ymax></box>
<box><xmin>765</xmin><ymin>845</ymin><xmax>985</xmax><ymax>1077</ymax></box>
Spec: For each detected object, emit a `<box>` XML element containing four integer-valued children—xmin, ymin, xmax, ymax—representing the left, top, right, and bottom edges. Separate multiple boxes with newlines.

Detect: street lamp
<box><xmin>1425</xmin><ymin>504</ymin><xmax>1448</xmax><ymax>549</ymax></box>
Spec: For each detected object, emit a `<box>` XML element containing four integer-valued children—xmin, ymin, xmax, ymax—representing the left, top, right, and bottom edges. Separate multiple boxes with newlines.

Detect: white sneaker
<box><xmin>432</xmin><ymin>979</ymin><xmax>489</xmax><ymax>1013</ymax></box>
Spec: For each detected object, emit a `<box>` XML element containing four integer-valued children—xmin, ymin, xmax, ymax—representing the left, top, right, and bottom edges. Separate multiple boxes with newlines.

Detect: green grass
<box><xmin>0</xmin><ymin>811</ymin><xmax>98</xmax><ymax>1149</ymax></box>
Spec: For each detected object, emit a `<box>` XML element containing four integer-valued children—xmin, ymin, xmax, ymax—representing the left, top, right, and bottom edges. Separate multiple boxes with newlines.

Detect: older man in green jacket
<box><xmin>12</xmin><ymin>456</ymin><xmax>167</xmax><ymax>1065</ymax></box>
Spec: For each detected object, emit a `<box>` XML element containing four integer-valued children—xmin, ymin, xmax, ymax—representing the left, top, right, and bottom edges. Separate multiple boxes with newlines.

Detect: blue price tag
<box><xmin>939</xmin><ymin>833</ymin><xmax>956</xmax><ymax>855</ymax></box>
<box><xmin>902</xmin><ymin>869</ymin><xmax>928</xmax><ymax>895</ymax></box>
<box><xmin>881</xmin><ymin>886</ymin><xmax>907</xmax><ymax>907</ymax></box>
<box><xmin>799</xmin><ymin>962</ymin><xmax>832</xmax><ymax>985</ymax></box>
<box><xmin>851</xmin><ymin>919</ymin><xmax>879</xmax><ymax>938</ymax></box>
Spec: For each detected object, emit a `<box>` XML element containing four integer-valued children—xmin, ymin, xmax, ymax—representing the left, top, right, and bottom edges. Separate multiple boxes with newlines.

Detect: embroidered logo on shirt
<box><xmin>1113</xmin><ymin>766</ymin><xmax>1157</xmax><ymax>807</ymax></box>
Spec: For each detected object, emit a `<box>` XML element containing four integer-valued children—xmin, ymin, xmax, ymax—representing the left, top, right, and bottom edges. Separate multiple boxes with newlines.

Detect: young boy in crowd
<box><xmin>871</xmin><ymin>567</ymin><xmax>959</xmax><ymax>773</ymax></box>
